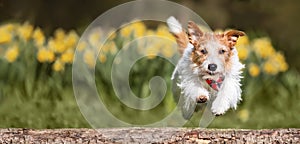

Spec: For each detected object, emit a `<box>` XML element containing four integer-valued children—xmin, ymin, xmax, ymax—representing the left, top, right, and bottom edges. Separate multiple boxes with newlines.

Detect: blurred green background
<box><xmin>0</xmin><ymin>0</ymin><xmax>299</xmax><ymax>128</ymax></box>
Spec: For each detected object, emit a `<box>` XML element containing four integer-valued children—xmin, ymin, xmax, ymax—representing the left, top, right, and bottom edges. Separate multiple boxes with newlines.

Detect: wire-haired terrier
<box><xmin>167</xmin><ymin>16</ymin><xmax>245</xmax><ymax>119</ymax></box>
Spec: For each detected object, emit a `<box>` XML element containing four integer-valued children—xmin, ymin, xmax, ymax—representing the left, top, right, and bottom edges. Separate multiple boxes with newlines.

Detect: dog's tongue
<box><xmin>206</xmin><ymin>76</ymin><xmax>225</xmax><ymax>91</ymax></box>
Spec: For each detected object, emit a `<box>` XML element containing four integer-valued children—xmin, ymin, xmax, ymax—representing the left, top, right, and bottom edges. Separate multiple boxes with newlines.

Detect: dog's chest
<box><xmin>198</xmin><ymin>78</ymin><xmax>219</xmax><ymax>97</ymax></box>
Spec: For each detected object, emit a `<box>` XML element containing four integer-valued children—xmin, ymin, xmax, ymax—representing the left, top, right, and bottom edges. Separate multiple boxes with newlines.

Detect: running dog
<box><xmin>167</xmin><ymin>16</ymin><xmax>245</xmax><ymax>118</ymax></box>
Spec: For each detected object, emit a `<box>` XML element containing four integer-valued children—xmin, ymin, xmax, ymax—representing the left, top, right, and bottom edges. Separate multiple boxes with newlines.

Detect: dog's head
<box><xmin>187</xmin><ymin>21</ymin><xmax>245</xmax><ymax>79</ymax></box>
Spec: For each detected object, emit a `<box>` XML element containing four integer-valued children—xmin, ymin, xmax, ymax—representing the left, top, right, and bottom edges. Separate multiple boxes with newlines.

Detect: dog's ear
<box><xmin>188</xmin><ymin>21</ymin><xmax>203</xmax><ymax>46</ymax></box>
<box><xmin>224</xmin><ymin>30</ymin><xmax>245</xmax><ymax>48</ymax></box>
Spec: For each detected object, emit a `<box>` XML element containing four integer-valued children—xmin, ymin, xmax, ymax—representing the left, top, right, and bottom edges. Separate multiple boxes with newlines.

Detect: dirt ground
<box><xmin>0</xmin><ymin>128</ymin><xmax>299</xmax><ymax>143</ymax></box>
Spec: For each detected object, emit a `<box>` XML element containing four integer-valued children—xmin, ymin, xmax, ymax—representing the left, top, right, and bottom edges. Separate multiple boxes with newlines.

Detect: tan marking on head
<box><xmin>224</xmin><ymin>30</ymin><xmax>245</xmax><ymax>48</ymax></box>
<box><xmin>172</xmin><ymin>31</ymin><xmax>189</xmax><ymax>55</ymax></box>
<box><xmin>191</xmin><ymin>47</ymin><xmax>207</xmax><ymax>66</ymax></box>
<box><xmin>215</xmin><ymin>30</ymin><xmax>245</xmax><ymax>72</ymax></box>
<box><xmin>215</xmin><ymin>34</ymin><xmax>232</xmax><ymax>62</ymax></box>
<box><xmin>189</xmin><ymin>33</ymin><xmax>218</xmax><ymax>67</ymax></box>
<box><xmin>187</xmin><ymin>21</ymin><xmax>203</xmax><ymax>47</ymax></box>
<box><xmin>187</xmin><ymin>20</ymin><xmax>245</xmax><ymax>73</ymax></box>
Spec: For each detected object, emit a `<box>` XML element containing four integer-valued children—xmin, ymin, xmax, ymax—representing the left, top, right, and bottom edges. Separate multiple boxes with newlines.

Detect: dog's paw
<box><xmin>214</xmin><ymin>113</ymin><xmax>224</xmax><ymax>116</ymax></box>
<box><xmin>211</xmin><ymin>105</ymin><xmax>227</xmax><ymax>116</ymax></box>
<box><xmin>211</xmin><ymin>97</ymin><xmax>231</xmax><ymax>116</ymax></box>
<box><xmin>196</xmin><ymin>95</ymin><xmax>209</xmax><ymax>103</ymax></box>
<box><xmin>212</xmin><ymin>110</ymin><xmax>225</xmax><ymax>116</ymax></box>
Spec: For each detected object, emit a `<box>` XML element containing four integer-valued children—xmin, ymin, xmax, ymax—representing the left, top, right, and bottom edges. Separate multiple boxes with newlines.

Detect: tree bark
<box><xmin>0</xmin><ymin>128</ymin><xmax>299</xmax><ymax>143</ymax></box>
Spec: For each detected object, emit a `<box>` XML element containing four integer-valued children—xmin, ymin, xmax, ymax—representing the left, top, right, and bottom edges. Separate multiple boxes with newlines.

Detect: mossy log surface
<box><xmin>0</xmin><ymin>128</ymin><xmax>299</xmax><ymax>143</ymax></box>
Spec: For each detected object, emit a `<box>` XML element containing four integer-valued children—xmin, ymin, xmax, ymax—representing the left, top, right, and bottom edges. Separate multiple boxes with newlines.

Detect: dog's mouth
<box><xmin>199</xmin><ymin>71</ymin><xmax>224</xmax><ymax>81</ymax></box>
<box><xmin>207</xmin><ymin>71</ymin><xmax>218</xmax><ymax>76</ymax></box>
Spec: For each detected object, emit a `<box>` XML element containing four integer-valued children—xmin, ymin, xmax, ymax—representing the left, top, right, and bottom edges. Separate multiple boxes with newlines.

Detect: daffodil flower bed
<box><xmin>236</xmin><ymin>36</ymin><xmax>288</xmax><ymax>77</ymax></box>
<box><xmin>0</xmin><ymin>21</ymin><xmax>299</xmax><ymax>128</ymax></box>
<box><xmin>0</xmin><ymin>22</ymin><xmax>288</xmax><ymax>76</ymax></box>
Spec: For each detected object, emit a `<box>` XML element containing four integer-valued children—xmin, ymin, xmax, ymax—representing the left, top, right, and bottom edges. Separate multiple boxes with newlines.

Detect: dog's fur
<box><xmin>167</xmin><ymin>16</ymin><xmax>245</xmax><ymax>118</ymax></box>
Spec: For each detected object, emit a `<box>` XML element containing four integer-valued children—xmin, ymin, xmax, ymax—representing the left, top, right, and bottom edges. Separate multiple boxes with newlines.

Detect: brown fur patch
<box><xmin>215</xmin><ymin>33</ymin><xmax>234</xmax><ymax>72</ymax></box>
<box><xmin>191</xmin><ymin>48</ymin><xmax>207</xmax><ymax>66</ymax></box>
<box><xmin>190</xmin><ymin>33</ymin><xmax>216</xmax><ymax>66</ymax></box>
<box><xmin>215</xmin><ymin>30</ymin><xmax>245</xmax><ymax>72</ymax></box>
<box><xmin>190</xmin><ymin>32</ymin><xmax>238</xmax><ymax>72</ymax></box>
<box><xmin>215</xmin><ymin>34</ymin><xmax>234</xmax><ymax>61</ymax></box>
<box><xmin>188</xmin><ymin>21</ymin><xmax>203</xmax><ymax>46</ymax></box>
<box><xmin>172</xmin><ymin>31</ymin><xmax>189</xmax><ymax>55</ymax></box>
<box><xmin>171</xmin><ymin>20</ymin><xmax>245</xmax><ymax>73</ymax></box>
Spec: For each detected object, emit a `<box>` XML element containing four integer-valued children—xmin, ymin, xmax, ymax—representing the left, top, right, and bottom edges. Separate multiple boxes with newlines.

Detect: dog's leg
<box><xmin>178</xmin><ymin>44</ymin><xmax>210</xmax><ymax>104</ymax></box>
<box><xmin>176</xmin><ymin>44</ymin><xmax>210</xmax><ymax>119</ymax></box>
<box><xmin>180</xmin><ymin>78</ymin><xmax>210</xmax><ymax>104</ymax></box>
<box><xmin>211</xmin><ymin>75</ymin><xmax>242</xmax><ymax>115</ymax></box>
<box><xmin>178</xmin><ymin>76</ymin><xmax>209</xmax><ymax>119</ymax></box>
<box><xmin>211</xmin><ymin>48</ymin><xmax>244</xmax><ymax>116</ymax></box>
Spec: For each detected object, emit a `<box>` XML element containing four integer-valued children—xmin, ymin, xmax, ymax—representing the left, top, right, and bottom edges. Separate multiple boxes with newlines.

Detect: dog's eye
<box><xmin>219</xmin><ymin>49</ymin><xmax>226</xmax><ymax>54</ymax></box>
<box><xmin>200</xmin><ymin>49</ymin><xmax>207</xmax><ymax>54</ymax></box>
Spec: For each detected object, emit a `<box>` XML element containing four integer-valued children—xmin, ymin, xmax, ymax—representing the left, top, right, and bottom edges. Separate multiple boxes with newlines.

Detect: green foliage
<box><xmin>209</xmin><ymin>70</ymin><xmax>300</xmax><ymax>128</ymax></box>
<box><xmin>0</xmin><ymin>21</ymin><xmax>299</xmax><ymax>128</ymax></box>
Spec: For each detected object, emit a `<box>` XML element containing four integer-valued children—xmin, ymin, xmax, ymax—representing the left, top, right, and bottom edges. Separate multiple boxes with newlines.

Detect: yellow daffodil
<box><xmin>252</xmin><ymin>37</ymin><xmax>275</xmax><ymax>58</ymax></box>
<box><xmin>18</xmin><ymin>22</ymin><xmax>33</xmax><ymax>42</ymax></box>
<box><xmin>262</xmin><ymin>52</ymin><xmax>289</xmax><ymax>75</ymax></box>
<box><xmin>101</xmin><ymin>41</ymin><xmax>117</xmax><ymax>54</ymax></box>
<box><xmin>53</xmin><ymin>59</ymin><xmax>64</xmax><ymax>72</ymax></box>
<box><xmin>109</xmin><ymin>42</ymin><xmax>117</xmax><ymax>54</ymax></box>
<box><xmin>32</xmin><ymin>27</ymin><xmax>45</xmax><ymax>47</ymax></box>
<box><xmin>98</xmin><ymin>53</ymin><xmax>107</xmax><ymax>63</ymax></box>
<box><xmin>4</xmin><ymin>45</ymin><xmax>19</xmax><ymax>63</ymax></box>
<box><xmin>263</xmin><ymin>59</ymin><xmax>278</xmax><ymax>75</ymax></box>
<box><xmin>120</xmin><ymin>24</ymin><xmax>133</xmax><ymax>38</ymax></box>
<box><xmin>77</xmin><ymin>41</ymin><xmax>87</xmax><ymax>52</ymax></box>
<box><xmin>88</xmin><ymin>31</ymin><xmax>101</xmax><ymax>48</ymax></box>
<box><xmin>120</xmin><ymin>21</ymin><xmax>146</xmax><ymax>38</ymax></box>
<box><xmin>84</xmin><ymin>50</ymin><xmax>96</xmax><ymax>68</ymax></box>
<box><xmin>248</xmin><ymin>63</ymin><xmax>260</xmax><ymax>77</ymax></box>
<box><xmin>37</xmin><ymin>48</ymin><xmax>55</xmax><ymax>63</ymax></box>
<box><xmin>131</xmin><ymin>22</ymin><xmax>146</xmax><ymax>37</ymax></box>
<box><xmin>0</xmin><ymin>23</ymin><xmax>16</xmax><ymax>44</ymax></box>
<box><xmin>272</xmin><ymin>52</ymin><xmax>289</xmax><ymax>72</ymax></box>
<box><xmin>236</xmin><ymin>45</ymin><xmax>249</xmax><ymax>60</ymax></box>
<box><xmin>0</xmin><ymin>28</ymin><xmax>12</xmax><ymax>44</ymax></box>
<box><xmin>0</xmin><ymin>23</ymin><xmax>15</xmax><ymax>32</ymax></box>
<box><xmin>48</xmin><ymin>38</ymin><xmax>67</xmax><ymax>53</ymax></box>
<box><xmin>54</xmin><ymin>28</ymin><xmax>66</xmax><ymax>41</ymax></box>
<box><xmin>65</xmin><ymin>30</ymin><xmax>78</xmax><ymax>49</ymax></box>
<box><xmin>236</xmin><ymin>35</ymin><xmax>249</xmax><ymax>47</ymax></box>
<box><xmin>61</xmin><ymin>50</ymin><xmax>74</xmax><ymax>64</ymax></box>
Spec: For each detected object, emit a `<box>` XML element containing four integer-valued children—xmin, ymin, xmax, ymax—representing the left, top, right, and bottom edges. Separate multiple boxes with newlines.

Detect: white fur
<box><xmin>173</xmin><ymin>43</ymin><xmax>210</xmax><ymax>114</ymax></box>
<box><xmin>166</xmin><ymin>16</ymin><xmax>182</xmax><ymax>34</ymax></box>
<box><xmin>175</xmin><ymin>45</ymin><xmax>244</xmax><ymax>116</ymax></box>
<box><xmin>211</xmin><ymin>48</ymin><xmax>244</xmax><ymax>115</ymax></box>
<box><xmin>169</xmin><ymin>17</ymin><xmax>244</xmax><ymax>116</ymax></box>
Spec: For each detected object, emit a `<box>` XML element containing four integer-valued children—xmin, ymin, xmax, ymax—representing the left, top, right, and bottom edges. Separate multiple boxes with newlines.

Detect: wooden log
<box><xmin>0</xmin><ymin>128</ymin><xmax>299</xmax><ymax>143</ymax></box>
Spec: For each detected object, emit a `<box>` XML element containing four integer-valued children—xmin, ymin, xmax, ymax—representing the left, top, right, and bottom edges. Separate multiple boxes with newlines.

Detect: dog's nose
<box><xmin>208</xmin><ymin>64</ymin><xmax>217</xmax><ymax>71</ymax></box>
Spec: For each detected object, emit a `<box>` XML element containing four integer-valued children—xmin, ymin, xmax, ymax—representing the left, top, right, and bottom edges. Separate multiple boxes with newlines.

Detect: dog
<box><xmin>167</xmin><ymin>16</ymin><xmax>245</xmax><ymax>119</ymax></box>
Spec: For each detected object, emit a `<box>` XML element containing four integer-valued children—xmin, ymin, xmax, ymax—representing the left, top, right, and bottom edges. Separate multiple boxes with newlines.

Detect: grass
<box><xmin>0</xmin><ymin>21</ymin><xmax>298</xmax><ymax>129</ymax></box>
<box><xmin>1</xmin><ymin>60</ymin><xmax>299</xmax><ymax>128</ymax></box>
<box><xmin>0</xmin><ymin>87</ymin><xmax>89</xmax><ymax>128</ymax></box>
